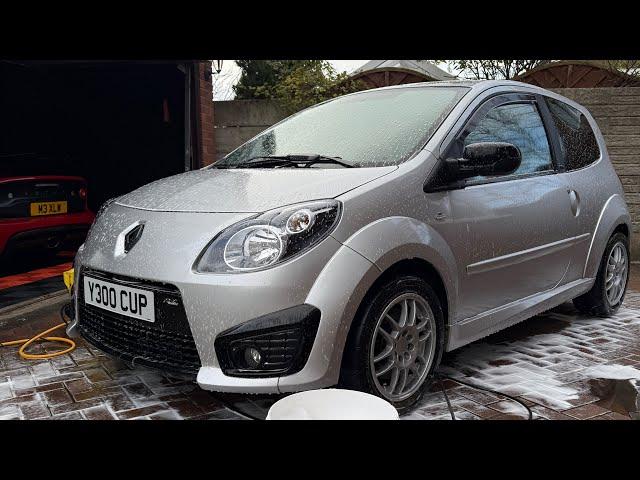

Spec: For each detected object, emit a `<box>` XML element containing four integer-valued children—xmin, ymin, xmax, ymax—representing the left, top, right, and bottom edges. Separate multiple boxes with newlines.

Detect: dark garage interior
<box><xmin>0</xmin><ymin>60</ymin><xmax>214</xmax><ymax>289</ymax></box>
<box><xmin>1</xmin><ymin>61</ymin><xmax>199</xmax><ymax>212</ymax></box>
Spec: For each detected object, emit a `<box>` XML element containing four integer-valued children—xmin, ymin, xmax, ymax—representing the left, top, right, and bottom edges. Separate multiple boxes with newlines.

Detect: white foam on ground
<box><xmin>582</xmin><ymin>364</ymin><xmax>640</xmax><ymax>380</ymax></box>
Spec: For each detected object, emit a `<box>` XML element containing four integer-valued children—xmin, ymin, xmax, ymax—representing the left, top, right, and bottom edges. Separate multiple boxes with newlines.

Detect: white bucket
<box><xmin>266</xmin><ymin>388</ymin><xmax>399</xmax><ymax>420</ymax></box>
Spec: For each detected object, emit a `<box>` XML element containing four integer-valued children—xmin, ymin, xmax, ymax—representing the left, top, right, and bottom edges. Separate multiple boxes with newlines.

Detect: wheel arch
<box><xmin>340</xmin><ymin>257</ymin><xmax>451</xmax><ymax>367</ymax></box>
<box><xmin>612</xmin><ymin>222</ymin><xmax>630</xmax><ymax>239</ymax></box>
<box><xmin>584</xmin><ymin>194</ymin><xmax>632</xmax><ymax>278</ymax></box>
<box><xmin>336</xmin><ymin>217</ymin><xmax>459</xmax><ymax>381</ymax></box>
<box><xmin>301</xmin><ymin>217</ymin><xmax>459</xmax><ymax>388</ymax></box>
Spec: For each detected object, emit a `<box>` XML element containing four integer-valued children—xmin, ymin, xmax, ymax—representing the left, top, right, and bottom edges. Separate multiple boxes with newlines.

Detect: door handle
<box><xmin>568</xmin><ymin>189</ymin><xmax>580</xmax><ymax>217</ymax></box>
<box><xmin>435</xmin><ymin>212</ymin><xmax>447</xmax><ymax>221</ymax></box>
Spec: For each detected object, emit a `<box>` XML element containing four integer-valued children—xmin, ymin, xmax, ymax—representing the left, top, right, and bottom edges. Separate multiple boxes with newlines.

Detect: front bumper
<box><xmin>67</xmin><ymin>203</ymin><xmax>380</xmax><ymax>394</ymax></box>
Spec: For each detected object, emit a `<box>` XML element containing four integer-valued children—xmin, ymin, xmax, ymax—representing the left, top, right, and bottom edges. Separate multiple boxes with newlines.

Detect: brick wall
<box><xmin>551</xmin><ymin>88</ymin><xmax>640</xmax><ymax>260</ymax></box>
<box><xmin>196</xmin><ymin>62</ymin><xmax>216</xmax><ymax>167</ymax></box>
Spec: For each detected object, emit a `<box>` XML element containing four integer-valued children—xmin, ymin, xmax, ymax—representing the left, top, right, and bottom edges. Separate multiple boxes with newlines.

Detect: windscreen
<box><xmin>216</xmin><ymin>86</ymin><xmax>468</xmax><ymax>168</ymax></box>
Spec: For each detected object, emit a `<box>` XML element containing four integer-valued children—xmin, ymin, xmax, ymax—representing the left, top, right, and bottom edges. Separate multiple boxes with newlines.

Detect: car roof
<box><xmin>354</xmin><ymin>79</ymin><xmax>594</xmax><ymax>118</ymax></box>
<box><xmin>364</xmin><ymin>79</ymin><xmax>549</xmax><ymax>93</ymax></box>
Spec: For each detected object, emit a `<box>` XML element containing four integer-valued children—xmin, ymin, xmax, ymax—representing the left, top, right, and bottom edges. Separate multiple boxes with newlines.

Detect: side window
<box><xmin>463</xmin><ymin>102</ymin><xmax>554</xmax><ymax>182</ymax></box>
<box><xmin>545</xmin><ymin>97</ymin><xmax>600</xmax><ymax>171</ymax></box>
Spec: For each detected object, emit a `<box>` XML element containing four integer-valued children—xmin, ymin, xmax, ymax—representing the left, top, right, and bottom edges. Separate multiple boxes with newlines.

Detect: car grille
<box><xmin>77</xmin><ymin>268</ymin><xmax>201</xmax><ymax>377</ymax></box>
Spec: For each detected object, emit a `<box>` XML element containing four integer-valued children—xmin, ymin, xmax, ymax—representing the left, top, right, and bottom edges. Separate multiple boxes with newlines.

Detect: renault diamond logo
<box><xmin>124</xmin><ymin>223</ymin><xmax>145</xmax><ymax>253</ymax></box>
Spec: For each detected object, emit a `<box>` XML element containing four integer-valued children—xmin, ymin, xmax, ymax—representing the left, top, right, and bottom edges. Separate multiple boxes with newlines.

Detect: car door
<box><xmin>435</xmin><ymin>93</ymin><xmax>582</xmax><ymax>321</ymax></box>
<box><xmin>542</xmin><ymin>95</ymin><xmax>604</xmax><ymax>277</ymax></box>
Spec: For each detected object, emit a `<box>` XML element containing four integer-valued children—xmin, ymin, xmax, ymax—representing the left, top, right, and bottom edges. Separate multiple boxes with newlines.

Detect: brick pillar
<box><xmin>196</xmin><ymin>62</ymin><xmax>216</xmax><ymax>167</ymax></box>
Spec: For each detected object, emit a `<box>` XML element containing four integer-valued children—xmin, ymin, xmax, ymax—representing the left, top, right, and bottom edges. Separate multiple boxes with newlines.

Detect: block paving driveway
<box><xmin>1</xmin><ymin>276</ymin><xmax>640</xmax><ymax>420</ymax></box>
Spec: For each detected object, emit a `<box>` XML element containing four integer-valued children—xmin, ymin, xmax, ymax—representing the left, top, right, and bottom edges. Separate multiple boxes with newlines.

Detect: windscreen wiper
<box><xmin>233</xmin><ymin>154</ymin><xmax>353</xmax><ymax>169</ymax></box>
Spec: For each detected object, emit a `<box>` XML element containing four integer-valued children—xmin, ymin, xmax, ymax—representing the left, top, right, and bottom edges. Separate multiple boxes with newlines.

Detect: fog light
<box><xmin>244</xmin><ymin>347</ymin><xmax>262</xmax><ymax>368</ymax></box>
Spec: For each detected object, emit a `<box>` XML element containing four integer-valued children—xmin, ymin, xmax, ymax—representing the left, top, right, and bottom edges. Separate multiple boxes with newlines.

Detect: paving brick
<box><xmin>486</xmin><ymin>400</ymin><xmax>531</xmax><ymax>418</ymax></box>
<box><xmin>0</xmin><ymin>405</ymin><xmax>22</xmax><ymax>420</ymax></box>
<box><xmin>0</xmin><ymin>392</ymin><xmax>39</xmax><ymax>407</ymax></box>
<box><xmin>515</xmin><ymin>396</ymin><xmax>537</xmax><ymax>407</ymax></box>
<box><xmin>72</xmin><ymin>385</ymin><xmax>124</xmax><ymax>402</ymax></box>
<box><xmin>413</xmin><ymin>402</ymin><xmax>454</xmax><ymax>419</ymax></box>
<box><xmin>187</xmin><ymin>390</ymin><xmax>224</xmax><ymax>411</ymax></box>
<box><xmin>454</xmin><ymin>386</ymin><xmax>503</xmax><ymax>405</ymax></box>
<box><xmin>565</xmin><ymin>391</ymin><xmax>602</xmax><ymax>408</ymax></box>
<box><xmin>50</xmin><ymin>398</ymin><xmax>103</xmax><ymax>416</ymax></box>
<box><xmin>43</xmin><ymin>388</ymin><xmax>73</xmax><ymax>407</ymax></box>
<box><xmin>195</xmin><ymin>409</ymin><xmax>244</xmax><ymax>420</ymax></box>
<box><xmin>102</xmin><ymin>393</ymin><xmax>136</xmax><ymax>413</ymax></box>
<box><xmin>36</xmin><ymin>372</ymin><xmax>84</xmax><ymax>386</ymax></box>
<box><xmin>30</xmin><ymin>362</ymin><xmax>57</xmax><ymax>379</ymax></box>
<box><xmin>14</xmin><ymin>381</ymin><xmax>67</xmax><ymax>397</ymax></box>
<box><xmin>48</xmin><ymin>411</ymin><xmax>83</xmax><ymax>420</ymax></box>
<box><xmin>599</xmin><ymin>411</ymin><xmax>632</xmax><ymax>420</ymax></box>
<box><xmin>69</xmin><ymin>347</ymin><xmax>94</xmax><ymax>362</ymax></box>
<box><xmin>49</xmin><ymin>355</ymin><xmax>76</xmax><ymax>370</ymax></box>
<box><xmin>82</xmin><ymin>405</ymin><xmax>116</xmax><ymax>420</ymax></box>
<box><xmin>64</xmin><ymin>377</ymin><xmax>92</xmax><ymax>395</ymax></box>
<box><xmin>0</xmin><ymin>382</ymin><xmax>12</xmax><ymax>401</ymax></box>
<box><xmin>20</xmin><ymin>401</ymin><xmax>51</xmax><ymax>419</ymax></box>
<box><xmin>8</xmin><ymin>373</ymin><xmax>36</xmax><ymax>390</ymax></box>
<box><xmin>451</xmin><ymin>398</ymin><xmax>500</xmax><ymax>419</ymax></box>
<box><xmin>166</xmin><ymin>399</ymin><xmax>204</xmax><ymax>419</ymax></box>
<box><xmin>554</xmin><ymin>371</ymin><xmax>587</xmax><ymax>385</ymax></box>
<box><xmin>149</xmin><ymin>410</ymin><xmax>183</xmax><ymax>420</ymax></box>
<box><xmin>101</xmin><ymin>359</ymin><xmax>132</xmax><ymax>375</ymax></box>
<box><xmin>485</xmin><ymin>413</ymin><xmax>527</xmax><ymax>420</ymax></box>
<box><xmin>117</xmin><ymin>404</ymin><xmax>170</xmax><ymax>420</ymax></box>
<box><xmin>122</xmin><ymin>382</ymin><xmax>154</xmax><ymax>400</ymax></box>
<box><xmin>564</xmin><ymin>403</ymin><xmax>612</xmax><ymax>419</ymax></box>
<box><xmin>451</xmin><ymin>409</ymin><xmax>481</xmax><ymax>420</ymax></box>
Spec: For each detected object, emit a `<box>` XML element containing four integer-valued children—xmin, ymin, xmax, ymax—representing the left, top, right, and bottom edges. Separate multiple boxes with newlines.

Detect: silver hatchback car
<box><xmin>68</xmin><ymin>80</ymin><xmax>632</xmax><ymax>410</ymax></box>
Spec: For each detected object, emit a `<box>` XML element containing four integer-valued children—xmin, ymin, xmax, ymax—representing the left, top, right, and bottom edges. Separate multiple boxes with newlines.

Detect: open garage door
<box><xmin>1</xmin><ymin>61</ymin><xmax>199</xmax><ymax>212</ymax></box>
<box><xmin>0</xmin><ymin>61</ymin><xmax>207</xmax><ymax>300</ymax></box>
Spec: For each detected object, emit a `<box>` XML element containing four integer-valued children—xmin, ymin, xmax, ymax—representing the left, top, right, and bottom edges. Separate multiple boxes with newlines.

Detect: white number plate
<box><xmin>83</xmin><ymin>276</ymin><xmax>155</xmax><ymax>323</ymax></box>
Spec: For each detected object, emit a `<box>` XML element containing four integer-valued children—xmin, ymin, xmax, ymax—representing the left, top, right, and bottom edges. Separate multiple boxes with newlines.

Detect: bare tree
<box><xmin>210</xmin><ymin>61</ymin><xmax>242</xmax><ymax>101</ymax></box>
<box><xmin>436</xmin><ymin>60</ymin><xmax>550</xmax><ymax>80</ymax></box>
<box><xmin>604</xmin><ymin>60</ymin><xmax>640</xmax><ymax>84</ymax></box>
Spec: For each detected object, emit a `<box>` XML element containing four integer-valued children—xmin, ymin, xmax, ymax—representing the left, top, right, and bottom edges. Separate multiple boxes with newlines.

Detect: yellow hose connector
<box><xmin>0</xmin><ymin>269</ymin><xmax>77</xmax><ymax>360</ymax></box>
<box><xmin>63</xmin><ymin>268</ymin><xmax>75</xmax><ymax>293</ymax></box>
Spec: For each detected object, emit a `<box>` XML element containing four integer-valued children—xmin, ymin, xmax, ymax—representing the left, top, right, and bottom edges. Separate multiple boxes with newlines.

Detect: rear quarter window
<box><xmin>545</xmin><ymin>97</ymin><xmax>600</xmax><ymax>171</ymax></box>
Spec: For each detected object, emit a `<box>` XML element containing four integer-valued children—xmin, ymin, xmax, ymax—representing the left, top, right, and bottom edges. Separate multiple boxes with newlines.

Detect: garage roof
<box><xmin>351</xmin><ymin>60</ymin><xmax>456</xmax><ymax>81</ymax></box>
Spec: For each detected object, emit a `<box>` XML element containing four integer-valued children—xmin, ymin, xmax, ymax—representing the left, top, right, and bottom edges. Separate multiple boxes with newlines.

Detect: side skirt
<box><xmin>446</xmin><ymin>277</ymin><xmax>594</xmax><ymax>351</ymax></box>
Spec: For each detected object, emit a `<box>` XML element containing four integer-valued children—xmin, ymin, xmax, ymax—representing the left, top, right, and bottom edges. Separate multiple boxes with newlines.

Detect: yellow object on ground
<box><xmin>1</xmin><ymin>323</ymin><xmax>75</xmax><ymax>360</ymax></box>
<box><xmin>0</xmin><ymin>270</ymin><xmax>77</xmax><ymax>360</ymax></box>
<box><xmin>63</xmin><ymin>268</ymin><xmax>75</xmax><ymax>293</ymax></box>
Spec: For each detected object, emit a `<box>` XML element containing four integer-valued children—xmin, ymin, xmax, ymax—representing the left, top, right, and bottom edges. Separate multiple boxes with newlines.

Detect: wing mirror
<box><xmin>446</xmin><ymin>142</ymin><xmax>522</xmax><ymax>180</ymax></box>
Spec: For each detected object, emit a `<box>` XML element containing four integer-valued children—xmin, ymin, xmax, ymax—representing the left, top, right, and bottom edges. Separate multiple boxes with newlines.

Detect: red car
<box><xmin>0</xmin><ymin>176</ymin><xmax>95</xmax><ymax>258</ymax></box>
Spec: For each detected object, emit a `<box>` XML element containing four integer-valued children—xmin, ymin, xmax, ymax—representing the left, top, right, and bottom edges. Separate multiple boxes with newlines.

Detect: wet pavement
<box><xmin>629</xmin><ymin>263</ymin><xmax>640</xmax><ymax>292</ymax></box>
<box><xmin>0</xmin><ymin>268</ymin><xmax>639</xmax><ymax>420</ymax></box>
<box><xmin>0</xmin><ymin>251</ymin><xmax>73</xmax><ymax>310</ymax></box>
<box><xmin>407</xmin><ymin>290</ymin><xmax>640</xmax><ymax>420</ymax></box>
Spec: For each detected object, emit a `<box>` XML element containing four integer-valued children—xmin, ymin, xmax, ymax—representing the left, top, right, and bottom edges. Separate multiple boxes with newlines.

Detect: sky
<box><xmin>212</xmin><ymin>60</ymin><xmax>370</xmax><ymax>100</ymax></box>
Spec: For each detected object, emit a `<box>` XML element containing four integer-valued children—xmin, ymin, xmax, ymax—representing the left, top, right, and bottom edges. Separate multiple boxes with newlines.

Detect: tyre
<box><xmin>340</xmin><ymin>275</ymin><xmax>445</xmax><ymax>412</ymax></box>
<box><xmin>574</xmin><ymin>232</ymin><xmax>630</xmax><ymax>317</ymax></box>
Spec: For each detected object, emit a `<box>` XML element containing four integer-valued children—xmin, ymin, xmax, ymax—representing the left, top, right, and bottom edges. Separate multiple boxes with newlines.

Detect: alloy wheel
<box><xmin>369</xmin><ymin>293</ymin><xmax>436</xmax><ymax>402</ymax></box>
<box><xmin>605</xmin><ymin>242</ymin><xmax>628</xmax><ymax>306</ymax></box>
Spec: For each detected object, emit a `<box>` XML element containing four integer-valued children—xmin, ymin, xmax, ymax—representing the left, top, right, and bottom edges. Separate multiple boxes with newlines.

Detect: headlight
<box><xmin>195</xmin><ymin>200</ymin><xmax>341</xmax><ymax>273</ymax></box>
